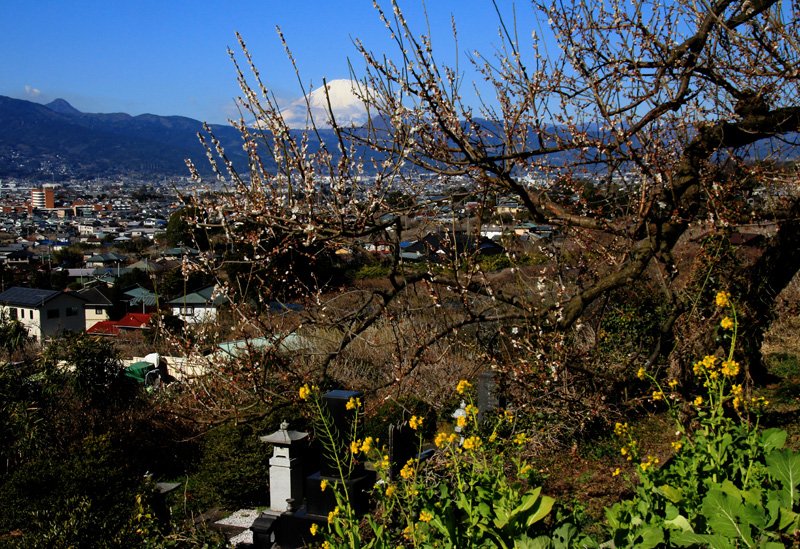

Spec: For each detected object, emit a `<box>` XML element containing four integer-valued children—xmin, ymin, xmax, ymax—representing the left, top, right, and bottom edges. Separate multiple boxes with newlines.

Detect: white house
<box><xmin>0</xmin><ymin>287</ymin><xmax>86</xmax><ymax>341</ymax></box>
<box><xmin>167</xmin><ymin>285</ymin><xmax>229</xmax><ymax>325</ymax></box>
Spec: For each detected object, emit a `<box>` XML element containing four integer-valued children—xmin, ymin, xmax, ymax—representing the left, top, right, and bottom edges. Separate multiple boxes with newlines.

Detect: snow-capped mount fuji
<box><xmin>278</xmin><ymin>79</ymin><xmax>373</xmax><ymax>129</ymax></box>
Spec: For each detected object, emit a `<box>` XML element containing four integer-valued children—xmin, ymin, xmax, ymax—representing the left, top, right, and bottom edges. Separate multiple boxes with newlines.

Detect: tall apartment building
<box><xmin>31</xmin><ymin>186</ymin><xmax>56</xmax><ymax>209</ymax></box>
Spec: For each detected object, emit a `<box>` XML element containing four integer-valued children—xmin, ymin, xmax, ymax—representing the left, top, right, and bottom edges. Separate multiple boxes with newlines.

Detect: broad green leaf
<box><xmin>514</xmin><ymin>536</ymin><xmax>550</xmax><ymax>549</ymax></box>
<box><xmin>658</xmin><ymin>484</ymin><xmax>684</xmax><ymax>503</ymax></box>
<box><xmin>637</xmin><ymin>525</ymin><xmax>665</xmax><ymax>549</ymax></box>
<box><xmin>740</xmin><ymin>487</ymin><xmax>763</xmax><ymax>508</ymax></box>
<box><xmin>778</xmin><ymin>507</ymin><xmax>800</xmax><ymax>532</ymax></box>
<box><xmin>478</xmin><ymin>501</ymin><xmax>492</xmax><ymax>518</ymax></box>
<box><xmin>761</xmin><ymin>429</ymin><xmax>787</xmax><ymax>453</ymax></box>
<box><xmin>719</xmin><ymin>479</ymin><xmax>742</xmax><ymax>499</ymax></box>
<box><xmin>740</xmin><ymin>501</ymin><xmax>767</xmax><ymax>530</ymax></box>
<box><xmin>702</xmin><ymin>489</ymin><xmax>754</xmax><ymax>545</ymax></box>
<box><xmin>494</xmin><ymin>507</ymin><xmax>511</xmax><ymax>529</ymax></box>
<box><xmin>766</xmin><ymin>449</ymin><xmax>800</xmax><ymax>506</ymax></box>
<box><xmin>671</xmin><ymin>531</ymin><xmax>736</xmax><ymax>549</ymax></box>
<box><xmin>526</xmin><ymin>495</ymin><xmax>555</xmax><ymax>526</ymax></box>
<box><xmin>664</xmin><ymin>513</ymin><xmax>693</xmax><ymax>533</ymax></box>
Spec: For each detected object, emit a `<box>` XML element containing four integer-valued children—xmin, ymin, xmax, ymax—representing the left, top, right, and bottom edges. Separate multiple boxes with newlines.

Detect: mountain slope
<box><xmin>0</xmin><ymin>96</ymin><xmax>250</xmax><ymax>179</ymax></box>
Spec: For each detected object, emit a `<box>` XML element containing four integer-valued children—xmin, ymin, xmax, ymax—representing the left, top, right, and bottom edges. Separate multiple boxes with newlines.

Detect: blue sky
<box><xmin>1</xmin><ymin>1</ymin><xmax>544</xmax><ymax>124</ymax></box>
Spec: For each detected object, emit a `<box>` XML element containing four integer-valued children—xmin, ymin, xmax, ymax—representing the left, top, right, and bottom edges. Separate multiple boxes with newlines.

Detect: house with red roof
<box><xmin>87</xmin><ymin>313</ymin><xmax>152</xmax><ymax>336</ymax></box>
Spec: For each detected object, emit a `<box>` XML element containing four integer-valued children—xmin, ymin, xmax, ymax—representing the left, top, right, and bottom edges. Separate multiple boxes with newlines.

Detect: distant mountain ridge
<box><xmin>0</xmin><ymin>95</ymin><xmax>253</xmax><ymax>180</ymax></box>
<box><xmin>1</xmin><ymin>93</ymin><xmax>795</xmax><ymax>181</ymax></box>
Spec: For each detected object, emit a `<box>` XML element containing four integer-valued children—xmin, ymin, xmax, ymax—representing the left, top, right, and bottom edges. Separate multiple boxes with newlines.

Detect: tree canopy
<box><xmin>179</xmin><ymin>0</ymin><xmax>800</xmax><ymax>422</ymax></box>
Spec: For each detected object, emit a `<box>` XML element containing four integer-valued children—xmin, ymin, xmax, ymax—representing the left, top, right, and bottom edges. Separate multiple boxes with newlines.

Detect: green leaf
<box><xmin>778</xmin><ymin>507</ymin><xmax>800</xmax><ymax>532</ymax></box>
<box><xmin>761</xmin><ymin>429</ymin><xmax>787</xmax><ymax>453</ymax></box>
<box><xmin>636</xmin><ymin>525</ymin><xmax>665</xmax><ymax>549</ymax></box>
<box><xmin>766</xmin><ymin>449</ymin><xmax>800</xmax><ymax>506</ymax></box>
<box><xmin>664</xmin><ymin>513</ymin><xmax>693</xmax><ymax>533</ymax></box>
<box><xmin>526</xmin><ymin>495</ymin><xmax>555</xmax><ymax>527</ymax></box>
<box><xmin>702</xmin><ymin>489</ymin><xmax>754</xmax><ymax>546</ymax></box>
<box><xmin>514</xmin><ymin>536</ymin><xmax>551</xmax><ymax>549</ymax></box>
<box><xmin>671</xmin><ymin>531</ymin><xmax>736</xmax><ymax>549</ymax></box>
<box><xmin>478</xmin><ymin>501</ymin><xmax>492</xmax><ymax>518</ymax></box>
<box><xmin>658</xmin><ymin>484</ymin><xmax>684</xmax><ymax>503</ymax></box>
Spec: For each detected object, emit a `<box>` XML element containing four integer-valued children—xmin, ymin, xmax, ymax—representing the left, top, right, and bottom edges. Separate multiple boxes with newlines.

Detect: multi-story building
<box><xmin>31</xmin><ymin>186</ymin><xmax>56</xmax><ymax>210</ymax></box>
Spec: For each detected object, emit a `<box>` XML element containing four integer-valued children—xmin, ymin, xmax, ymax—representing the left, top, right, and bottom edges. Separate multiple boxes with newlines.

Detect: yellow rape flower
<box><xmin>327</xmin><ymin>507</ymin><xmax>339</xmax><ymax>524</ymax></box>
<box><xmin>463</xmin><ymin>436</ymin><xmax>482</xmax><ymax>450</ymax></box>
<box><xmin>409</xmin><ymin>415</ymin><xmax>422</xmax><ymax>430</ymax></box>
<box><xmin>309</xmin><ymin>523</ymin><xmax>319</xmax><ymax>536</ymax></box>
<box><xmin>400</xmin><ymin>458</ymin><xmax>416</xmax><ymax>480</ymax></box>
<box><xmin>640</xmin><ymin>455</ymin><xmax>660</xmax><ymax>472</ymax></box>
<box><xmin>299</xmin><ymin>384</ymin><xmax>311</xmax><ymax>400</ymax></box>
<box><xmin>612</xmin><ymin>467</ymin><xmax>621</xmax><ymax>477</ymax></box>
<box><xmin>513</xmin><ymin>433</ymin><xmax>527</xmax><ymax>446</ymax></box>
<box><xmin>671</xmin><ymin>440</ymin><xmax>683</xmax><ymax>451</ymax></box>
<box><xmin>652</xmin><ymin>390</ymin><xmax>664</xmax><ymax>401</ymax></box>
<box><xmin>720</xmin><ymin>316</ymin><xmax>734</xmax><ymax>330</ymax></box>
<box><xmin>716</xmin><ymin>290</ymin><xmax>731</xmax><ymax>308</ymax></box>
<box><xmin>637</xmin><ymin>367</ymin><xmax>646</xmax><ymax>380</ymax></box>
<box><xmin>320</xmin><ymin>479</ymin><xmax>328</xmax><ymax>492</ymax></box>
<box><xmin>456</xmin><ymin>415</ymin><xmax>468</xmax><ymax>429</ymax></box>
<box><xmin>360</xmin><ymin>436</ymin><xmax>373</xmax><ymax>454</ymax></box>
<box><xmin>346</xmin><ymin>396</ymin><xmax>361</xmax><ymax>410</ymax></box>
<box><xmin>614</xmin><ymin>422</ymin><xmax>628</xmax><ymax>437</ymax></box>
<box><xmin>465</xmin><ymin>404</ymin><xmax>479</xmax><ymax>416</ymax></box>
<box><xmin>419</xmin><ymin>510</ymin><xmax>433</xmax><ymax>523</ymax></box>
<box><xmin>456</xmin><ymin>379</ymin><xmax>472</xmax><ymax>394</ymax></box>
<box><xmin>434</xmin><ymin>432</ymin><xmax>449</xmax><ymax>448</ymax></box>
<box><xmin>321</xmin><ymin>542</ymin><xmax>331</xmax><ymax>549</ymax></box>
<box><xmin>351</xmin><ymin>440</ymin><xmax>361</xmax><ymax>454</ymax></box>
<box><xmin>694</xmin><ymin>396</ymin><xmax>704</xmax><ymax>407</ymax></box>
<box><xmin>721</xmin><ymin>359</ymin><xmax>740</xmax><ymax>377</ymax></box>
<box><xmin>668</xmin><ymin>379</ymin><xmax>678</xmax><ymax>389</ymax></box>
<box><xmin>385</xmin><ymin>484</ymin><xmax>396</xmax><ymax>497</ymax></box>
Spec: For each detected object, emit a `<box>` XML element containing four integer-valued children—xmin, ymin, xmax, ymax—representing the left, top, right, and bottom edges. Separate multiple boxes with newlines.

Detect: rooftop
<box><xmin>0</xmin><ymin>286</ymin><xmax>62</xmax><ymax>307</ymax></box>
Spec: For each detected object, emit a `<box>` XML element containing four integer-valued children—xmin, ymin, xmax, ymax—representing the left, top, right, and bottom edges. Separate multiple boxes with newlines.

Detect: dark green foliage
<box><xmin>354</xmin><ymin>263</ymin><xmax>392</xmax><ymax>279</ymax></box>
<box><xmin>595</xmin><ymin>283</ymin><xmax>669</xmax><ymax>361</ymax></box>
<box><xmin>164</xmin><ymin>206</ymin><xmax>211</xmax><ymax>250</ymax></box>
<box><xmin>53</xmin><ymin>246</ymin><xmax>85</xmax><ymax>268</ymax></box>
<box><xmin>186</xmin><ymin>422</ymin><xmax>271</xmax><ymax>510</ymax></box>
<box><xmin>43</xmin><ymin>333</ymin><xmax>135</xmax><ymax>408</ymax></box>
<box><xmin>157</xmin><ymin>267</ymin><xmax>214</xmax><ymax>301</ymax></box>
<box><xmin>0</xmin><ymin>313</ymin><xmax>32</xmax><ymax>359</ymax></box>
<box><xmin>0</xmin><ymin>434</ymin><xmax>146</xmax><ymax>547</ymax></box>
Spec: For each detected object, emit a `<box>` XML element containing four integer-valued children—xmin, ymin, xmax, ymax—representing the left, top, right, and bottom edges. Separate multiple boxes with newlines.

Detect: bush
<box><xmin>0</xmin><ymin>434</ymin><xmax>147</xmax><ymax>547</ymax></box>
<box><xmin>186</xmin><ymin>422</ymin><xmax>271</xmax><ymax>510</ymax></box>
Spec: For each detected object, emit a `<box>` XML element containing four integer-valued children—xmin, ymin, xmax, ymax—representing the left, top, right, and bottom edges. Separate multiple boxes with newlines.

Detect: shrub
<box><xmin>186</xmin><ymin>422</ymin><xmax>271</xmax><ymax>510</ymax></box>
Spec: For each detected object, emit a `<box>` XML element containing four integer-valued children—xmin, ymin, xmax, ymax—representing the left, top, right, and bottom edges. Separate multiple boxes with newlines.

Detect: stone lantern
<box><xmin>260</xmin><ymin>420</ymin><xmax>309</xmax><ymax>513</ymax></box>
